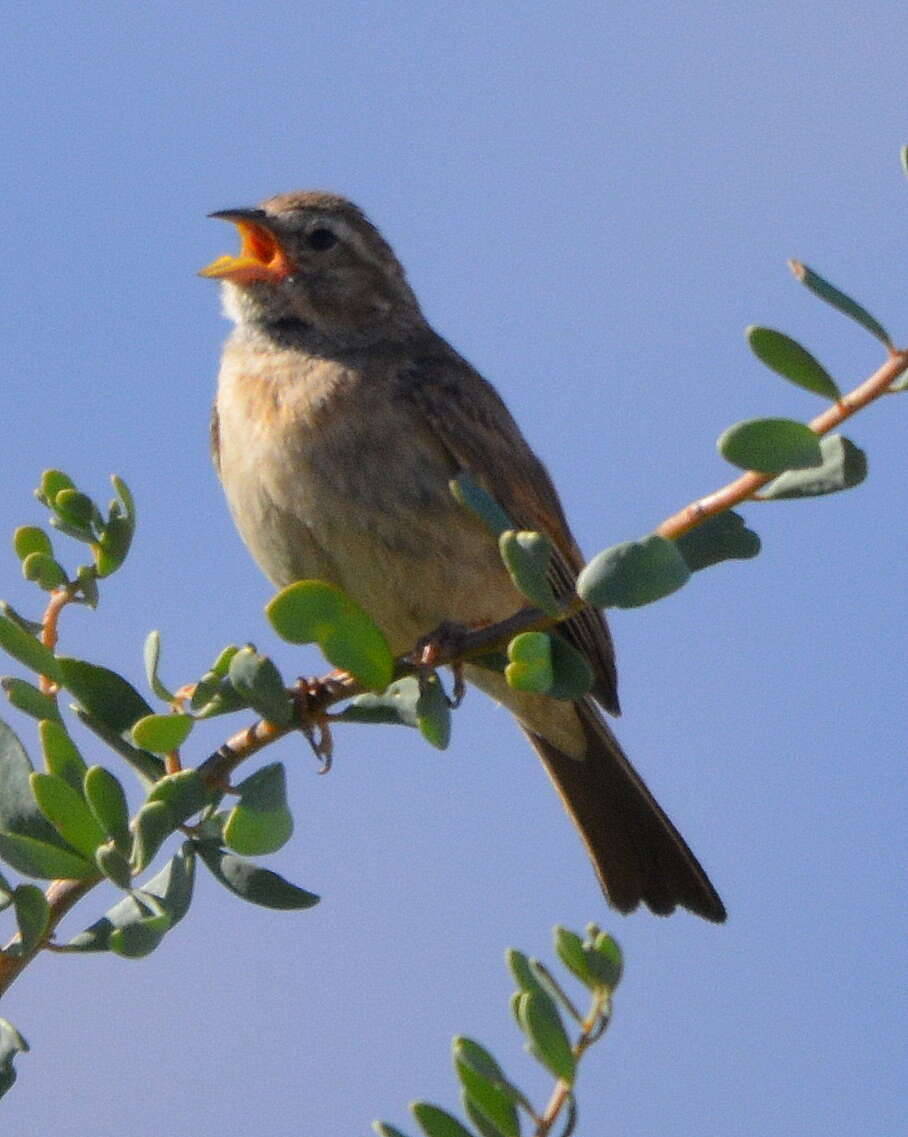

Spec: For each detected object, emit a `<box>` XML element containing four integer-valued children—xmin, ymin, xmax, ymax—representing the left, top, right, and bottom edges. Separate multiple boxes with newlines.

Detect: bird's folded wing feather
<box><xmin>399</xmin><ymin>342</ymin><xmax>620</xmax><ymax>714</ymax></box>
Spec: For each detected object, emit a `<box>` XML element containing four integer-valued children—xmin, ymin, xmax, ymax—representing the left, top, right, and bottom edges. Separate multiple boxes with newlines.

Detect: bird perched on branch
<box><xmin>201</xmin><ymin>191</ymin><xmax>725</xmax><ymax>922</ymax></box>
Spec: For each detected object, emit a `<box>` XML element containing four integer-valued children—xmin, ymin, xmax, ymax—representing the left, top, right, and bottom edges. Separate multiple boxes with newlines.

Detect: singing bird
<box><xmin>201</xmin><ymin>192</ymin><xmax>725</xmax><ymax>922</ymax></box>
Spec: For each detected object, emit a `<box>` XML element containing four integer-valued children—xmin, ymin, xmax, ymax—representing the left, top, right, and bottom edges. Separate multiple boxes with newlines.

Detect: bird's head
<box><xmin>200</xmin><ymin>191</ymin><xmax>422</xmax><ymax>344</ymax></box>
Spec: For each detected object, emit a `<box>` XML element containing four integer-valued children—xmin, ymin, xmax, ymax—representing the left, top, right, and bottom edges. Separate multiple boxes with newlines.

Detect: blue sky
<box><xmin>1</xmin><ymin>3</ymin><xmax>906</xmax><ymax>1134</ymax></box>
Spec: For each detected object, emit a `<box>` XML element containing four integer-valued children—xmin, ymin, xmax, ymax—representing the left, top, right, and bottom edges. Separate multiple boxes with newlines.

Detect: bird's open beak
<box><xmin>199</xmin><ymin>209</ymin><xmax>296</xmax><ymax>284</ymax></box>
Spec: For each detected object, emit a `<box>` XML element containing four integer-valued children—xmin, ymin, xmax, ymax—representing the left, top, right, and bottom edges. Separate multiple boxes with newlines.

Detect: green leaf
<box><xmin>453</xmin><ymin>1038</ymin><xmax>521</xmax><ymax>1137</ymax></box>
<box><xmin>340</xmin><ymin>676</ymin><xmax>422</xmax><ymax>728</ymax></box>
<box><xmin>674</xmin><ymin>511</ymin><xmax>761</xmax><ymax>572</ymax></box>
<box><xmin>30</xmin><ymin>772</ymin><xmax>107</xmax><ymax>858</ymax></box>
<box><xmin>760</xmin><ymin>434</ymin><xmax>867</xmax><ymax>499</ymax></box>
<box><xmin>0</xmin><ymin>832</ymin><xmax>95</xmax><ymax>879</ymax></box>
<box><xmin>0</xmin><ymin>616</ymin><xmax>61</xmax><ymax>683</ymax></box>
<box><xmin>130</xmin><ymin>800</ymin><xmax>177</xmax><ymax>873</ymax></box>
<box><xmin>266</xmin><ymin>580</ymin><xmax>394</xmax><ymax>691</ymax></box>
<box><xmin>11</xmin><ymin>885</ymin><xmax>50</xmax><ymax>954</ymax></box>
<box><xmin>75</xmin><ymin>710</ymin><xmax>164</xmax><ymax>783</ymax></box>
<box><xmin>507</xmin><ymin>949</ymin><xmax>548</xmax><ymax>998</ymax></box>
<box><xmin>188</xmin><ymin>647</ymin><xmax>245</xmax><ymax>717</ymax></box>
<box><xmin>547</xmin><ymin>636</ymin><xmax>594</xmax><ymax>700</ymax></box>
<box><xmin>788</xmin><ymin>260</ymin><xmax>892</xmax><ymax>347</ymax></box>
<box><xmin>718</xmin><ymin>417</ymin><xmax>823</xmax><ymax>473</ymax></box>
<box><xmin>36</xmin><ymin>469</ymin><xmax>75</xmax><ymax>506</ymax></box>
<box><xmin>463</xmin><ymin>1095</ymin><xmax>512</xmax><ymax>1137</ymax></box>
<box><xmin>92</xmin><ymin>516</ymin><xmax>133</xmax><ymax>577</ymax></box>
<box><xmin>108</xmin><ymin>896</ymin><xmax>171</xmax><ymax>959</ymax></box>
<box><xmin>131</xmin><ymin>713</ymin><xmax>194</xmax><ymax>753</ymax></box>
<box><xmin>505</xmin><ymin>633</ymin><xmax>553</xmax><ymax>694</ymax></box>
<box><xmin>54</xmin><ymin>489</ymin><xmax>96</xmax><ymax>530</ymax></box>
<box><xmin>0</xmin><ymin>602</ymin><xmax>43</xmax><ymax>636</ymax></box>
<box><xmin>416</xmin><ymin>674</ymin><xmax>451</xmax><ymax>749</ymax></box>
<box><xmin>576</xmin><ymin>534</ymin><xmax>691</xmax><ymax>609</ymax></box>
<box><xmin>39</xmin><ymin>720</ymin><xmax>88</xmax><ymax>793</ymax></box>
<box><xmin>411</xmin><ymin>1103</ymin><xmax>476</xmax><ymax>1137</ymax></box>
<box><xmin>554</xmin><ymin>925</ymin><xmax>622</xmax><ymax>991</ymax></box>
<box><xmin>373</xmin><ymin>1124</ymin><xmax>413</xmax><ymax>1137</ymax></box>
<box><xmin>145</xmin><ymin>769</ymin><xmax>208</xmax><ymax>826</ymax></box>
<box><xmin>449</xmin><ymin>473</ymin><xmax>513</xmax><ymax>536</ymax></box>
<box><xmin>223</xmin><ymin>763</ymin><xmax>294</xmax><ymax>855</ymax></box>
<box><xmin>95</xmin><ymin>842</ymin><xmax>133</xmax><ymax>888</ymax></box>
<box><xmin>227</xmin><ymin>646</ymin><xmax>293</xmax><ymax>726</ymax></box>
<box><xmin>498</xmin><ymin>530</ymin><xmax>558</xmax><ymax>615</ymax></box>
<box><xmin>553</xmin><ymin>927</ymin><xmax>594</xmax><ymax>987</ymax></box>
<box><xmin>0</xmin><ymin>1018</ymin><xmax>29</xmax><ymax>1101</ymax></box>
<box><xmin>13</xmin><ymin>526</ymin><xmax>53</xmax><ymax>561</ymax></box>
<box><xmin>143</xmin><ymin>630</ymin><xmax>175</xmax><ymax>702</ymax></box>
<box><xmin>75</xmin><ymin>564</ymin><xmax>99</xmax><ymax>608</ymax></box>
<box><xmin>110</xmin><ymin>475</ymin><xmax>136</xmax><ymax>525</ymax></box>
<box><xmin>745</xmin><ymin>326</ymin><xmax>841</xmax><ymax>400</ymax></box>
<box><xmin>21</xmin><ymin>551</ymin><xmax>67</xmax><ymax>591</ymax></box>
<box><xmin>0</xmin><ymin>719</ymin><xmax>69</xmax><ymax>846</ymax></box>
<box><xmin>83</xmin><ymin>765</ymin><xmax>131</xmax><ymax>851</ymax></box>
<box><xmin>587</xmin><ymin>930</ymin><xmax>623</xmax><ymax>990</ymax></box>
<box><xmin>2</xmin><ymin>676</ymin><xmax>62</xmax><ymax>722</ymax></box>
<box><xmin>57</xmin><ymin>657</ymin><xmax>154</xmax><ymax>734</ymax></box>
<box><xmin>67</xmin><ymin>845</ymin><xmax>195</xmax><ymax>951</ymax></box>
<box><xmin>516</xmin><ymin>990</ymin><xmax>575</xmax><ymax>1083</ymax></box>
<box><xmin>194</xmin><ymin>841</ymin><xmax>319</xmax><ymax>909</ymax></box>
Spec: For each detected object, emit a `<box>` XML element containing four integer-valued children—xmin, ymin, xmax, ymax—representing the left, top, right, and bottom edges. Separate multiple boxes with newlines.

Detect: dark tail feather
<box><xmin>524</xmin><ymin>700</ymin><xmax>726</xmax><ymax>922</ymax></box>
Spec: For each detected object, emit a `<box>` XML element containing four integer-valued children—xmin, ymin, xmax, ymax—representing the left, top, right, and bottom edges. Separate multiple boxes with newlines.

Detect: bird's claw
<box><xmin>293</xmin><ymin>677</ymin><xmax>335</xmax><ymax>771</ymax></box>
<box><xmin>410</xmin><ymin>621</ymin><xmax>469</xmax><ymax>707</ymax></box>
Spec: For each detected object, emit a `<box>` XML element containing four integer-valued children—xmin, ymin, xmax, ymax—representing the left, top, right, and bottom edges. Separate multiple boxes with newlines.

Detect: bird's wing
<box><xmin>399</xmin><ymin>342</ymin><xmax>620</xmax><ymax>714</ymax></box>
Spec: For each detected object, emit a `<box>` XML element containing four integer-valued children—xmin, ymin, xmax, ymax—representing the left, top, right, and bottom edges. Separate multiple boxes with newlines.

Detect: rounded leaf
<box><xmin>410</xmin><ymin>1103</ymin><xmax>476</xmax><ymax>1137</ymax></box>
<box><xmin>95</xmin><ymin>842</ymin><xmax>133</xmax><ymax>889</ymax></box>
<box><xmin>499</xmin><ymin>530</ymin><xmax>558</xmax><ymax>615</ymax></box>
<box><xmin>505</xmin><ymin>632</ymin><xmax>553</xmax><ymax>694</ymax></box>
<box><xmin>718</xmin><ymin>417</ymin><xmax>823</xmax><ymax>473</ymax></box>
<box><xmin>131</xmin><ymin>713</ymin><xmax>194</xmax><ymax>754</ymax></box>
<box><xmin>674</xmin><ymin>510</ymin><xmax>761</xmax><ymax>572</ymax></box>
<box><xmin>746</xmin><ymin>326</ymin><xmax>840</xmax><ymax>400</ymax></box>
<box><xmin>21</xmin><ymin>552</ymin><xmax>67</xmax><ymax>591</ymax></box>
<box><xmin>517</xmin><ymin>990</ymin><xmax>575</xmax><ymax>1083</ymax></box>
<box><xmin>415</xmin><ymin>675</ymin><xmax>451</xmax><ymax>750</ymax></box>
<box><xmin>227</xmin><ymin>647</ymin><xmax>293</xmax><ymax>726</ymax></box>
<box><xmin>57</xmin><ymin>657</ymin><xmax>154</xmax><ymax>735</ymax></box>
<box><xmin>760</xmin><ymin>434</ymin><xmax>867</xmax><ymax>499</ymax></box>
<box><xmin>12</xmin><ymin>885</ymin><xmax>50</xmax><ymax>954</ymax></box>
<box><xmin>67</xmin><ymin>846</ymin><xmax>195</xmax><ymax>951</ymax></box>
<box><xmin>194</xmin><ymin>841</ymin><xmax>319</xmax><ymax>909</ymax></box>
<box><xmin>0</xmin><ymin>831</ymin><xmax>95</xmax><ymax>880</ymax></box>
<box><xmin>83</xmin><ymin>765</ymin><xmax>131</xmax><ymax>851</ymax></box>
<box><xmin>223</xmin><ymin>762</ymin><xmax>294</xmax><ymax>855</ymax></box>
<box><xmin>13</xmin><ymin>527</ymin><xmax>52</xmax><ymax>561</ymax></box>
<box><xmin>453</xmin><ymin>1037</ymin><xmax>521</xmax><ymax>1137</ymax></box>
<box><xmin>39</xmin><ymin>721</ymin><xmax>87</xmax><ymax>793</ymax></box>
<box><xmin>449</xmin><ymin>473</ymin><xmax>513</xmax><ymax>536</ymax></box>
<box><xmin>0</xmin><ymin>617</ymin><xmax>61</xmax><ymax>684</ymax></box>
<box><xmin>788</xmin><ymin>261</ymin><xmax>892</xmax><ymax>347</ymax></box>
<box><xmin>266</xmin><ymin>580</ymin><xmax>394</xmax><ymax>691</ymax></box>
<box><xmin>30</xmin><ymin>772</ymin><xmax>107</xmax><ymax>858</ymax></box>
<box><xmin>577</xmin><ymin>535</ymin><xmax>690</xmax><ymax>609</ymax></box>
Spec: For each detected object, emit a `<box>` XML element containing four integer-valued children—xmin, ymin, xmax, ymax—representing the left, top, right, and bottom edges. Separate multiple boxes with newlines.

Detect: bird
<box><xmin>200</xmin><ymin>191</ymin><xmax>726</xmax><ymax>922</ymax></box>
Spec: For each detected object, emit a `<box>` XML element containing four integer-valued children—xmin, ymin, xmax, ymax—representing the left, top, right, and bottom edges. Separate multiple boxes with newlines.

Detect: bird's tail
<box><xmin>524</xmin><ymin>699</ymin><xmax>726</xmax><ymax>921</ymax></box>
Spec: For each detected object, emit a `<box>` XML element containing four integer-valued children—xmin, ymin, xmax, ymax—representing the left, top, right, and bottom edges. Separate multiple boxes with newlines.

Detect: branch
<box><xmin>658</xmin><ymin>346</ymin><xmax>908</xmax><ymax>538</ymax></box>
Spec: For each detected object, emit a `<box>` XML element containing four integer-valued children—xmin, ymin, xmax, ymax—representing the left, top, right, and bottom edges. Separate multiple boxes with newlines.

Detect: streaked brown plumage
<box><xmin>201</xmin><ymin>191</ymin><xmax>725</xmax><ymax>921</ymax></box>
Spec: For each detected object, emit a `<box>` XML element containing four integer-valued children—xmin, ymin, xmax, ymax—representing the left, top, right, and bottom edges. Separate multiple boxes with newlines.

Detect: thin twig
<box><xmin>657</xmin><ymin>347</ymin><xmax>908</xmax><ymax>539</ymax></box>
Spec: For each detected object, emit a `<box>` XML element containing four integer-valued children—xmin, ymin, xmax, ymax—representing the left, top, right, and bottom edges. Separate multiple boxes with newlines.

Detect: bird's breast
<box><xmin>214</xmin><ymin>341</ymin><xmax>515</xmax><ymax>652</ymax></box>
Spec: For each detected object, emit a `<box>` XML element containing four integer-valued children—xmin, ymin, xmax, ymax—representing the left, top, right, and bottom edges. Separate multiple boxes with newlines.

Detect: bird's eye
<box><xmin>307</xmin><ymin>228</ymin><xmax>338</xmax><ymax>251</ymax></box>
